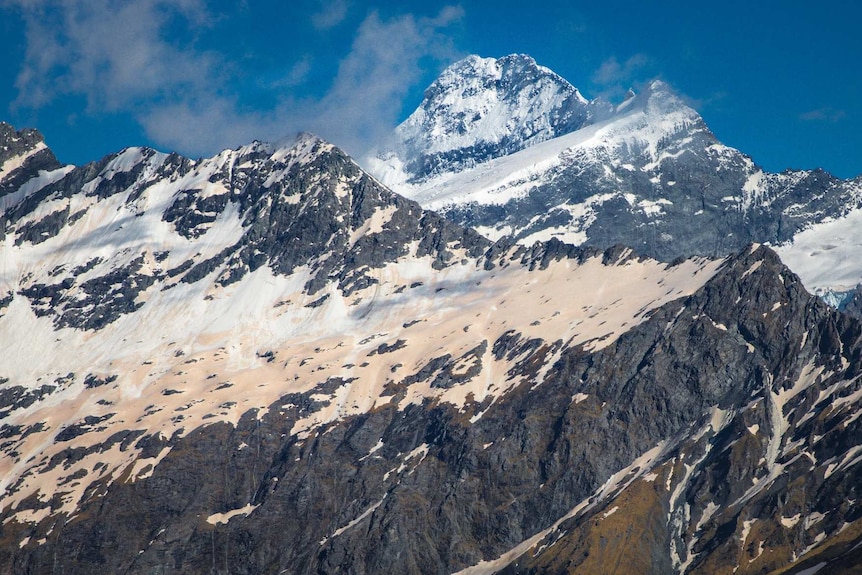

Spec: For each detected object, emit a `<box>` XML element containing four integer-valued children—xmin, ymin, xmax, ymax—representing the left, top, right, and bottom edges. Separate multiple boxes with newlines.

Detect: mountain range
<box><xmin>365</xmin><ymin>54</ymin><xmax>862</xmax><ymax>308</ymax></box>
<box><xmin>1</xmin><ymin>54</ymin><xmax>861</xmax><ymax>574</ymax></box>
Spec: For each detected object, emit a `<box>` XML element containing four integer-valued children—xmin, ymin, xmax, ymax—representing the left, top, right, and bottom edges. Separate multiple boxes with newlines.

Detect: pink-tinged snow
<box><xmin>0</xmin><ymin>141</ymin><xmax>47</xmax><ymax>179</ymax></box>
<box><xmin>0</xmin><ymin>165</ymin><xmax>74</xmax><ymax>213</ymax></box>
<box><xmin>0</xmin><ymin>130</ymin><xmax>726</xmax><ymax>527</ymax></box>
<box><xmin>0</xmin><ymin>223</ymin><xmax>722</xmax><ymax>524</ymax></box>
<box><xmin>206</xmin><ymin>504</ymin><xmax>258</xmax><ymax>526</ymax></box>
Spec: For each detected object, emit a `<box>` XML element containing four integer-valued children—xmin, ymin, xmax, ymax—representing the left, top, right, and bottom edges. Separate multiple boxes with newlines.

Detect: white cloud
<box><xmin>282</xmin><ymin>58</ymin><xmax>312</xmax><ymax>87</ymax></box>
<box><xmin>306</xmin><ymin>7</ymin><xmax>464</xmax><ymax>154</ymax></box>
<box><xmin>7</xmin><ymin>1</ymin><xmax>464</xmax><ymax>159</ymax></box>
<box><xmin>311</xmin><ymin>0</ymin><xmax>349</xmax><ymax>30</ymax></box>
<box><xmin>592</xmin><ymin>54</ymin><xmax>649</xmax><ymax>86</ymax></box>
<box><xmin>591</xmin><ymin>54</ymin><xmax>652</xmax><ymax>100</ymax></box>
<box><xmin>9</xmin><ymin>0</ymin><xmax>214</xmax><ymax>111</ymax></box>
<box><xmin>141</xmin><ymin>98</ymin><xmax>273</xmax><ymax>155</ymax></box>
<box><xmin>141</xmin><ymin>6</ymin><xmax>464</xmax><ymax>157</ymax></box>
<box><xmin>800</xmin><ymin>107</ymin><xmax>846</xmax><ymax>123</ymax></box>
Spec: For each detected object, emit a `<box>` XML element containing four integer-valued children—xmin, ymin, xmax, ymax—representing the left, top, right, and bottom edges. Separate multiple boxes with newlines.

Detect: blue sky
<box><xmin>1</xmin><ymin>0</ymin><xmax>859</xmax><ymax>178</ymax></box>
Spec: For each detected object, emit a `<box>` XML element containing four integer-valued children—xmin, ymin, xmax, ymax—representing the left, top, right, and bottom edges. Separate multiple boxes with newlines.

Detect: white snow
<box><xmin>638</xmin><ymin>198</ymin><xmax>673</xmax><ymax>217</ymax></box>
<box><xmin>804</xmin><ymin>512</ymin><xmax>826</xmax><ymax>529</ymax></box>
<box><xmin>824</xmin><ymin>445</ymin><xmax>862</xmax><ymax>479</ymax></box>
<box><xmin>740</xmin><ymin>518</ymin><xmax>756</xmax><ymax>547</ymax></box>
<box><xmin>397</xmin><ymin>119</ymin><xmax>614</xmax><ymax>210</ymax></box>
<box><xmin>775</xmin><ymin>203</ymin><xmax>862</xmax><ymax>293</ymax></box>
<box><xmin>794</xmin><ymin>532</ymin><xmax>827</xmax><ymax>563</ymax></box>
<box><xmin>0</xmin><ymin>141</ymin><xmax>47</xmax><ymax>178</ymax></box>
<box><xmin>741</xmin><ymin>171</ymin><xmax>765</xmax><ymax>207</ymax></box>
<box><xmin>359</xmin><ymin>439</ymin><xmax>384</xmax><ymax>461</ymax></box>
<box><xmin>794</xmin><ymin>563</ymin><xmax>828</xmax><ymax>575</ymax></box>
<box><xmin>695</xmin><ymin>501</ymin><xmax>720</xmax><ymax>531</ymax></box>
<box><xmin>325</xmin><ymin>495</ymin><xmax>387</xmax><ymax>541</ymax></box>
<box><xmin>365</xmin><ymin>75</ymin><xmax>705</xmax><ymax>250</ymax></box>
<box><xmin>366</xmin><ymin>55</ymin><xmax>593</xmax><ymax>190</ymax></box>
<box><xmin>365</xmin><ymin>55</ymin><xmax>862</xmax><ymax>315</ymax></box>
<box><xmin>0</xmin><ymin>165</ymin><xmax>75</xmax><ymax>214</ymax></box>
<box><xmin>668</xmin><ymin>406</ymin><xmax>737</xmax><ymax>573</ymax></box>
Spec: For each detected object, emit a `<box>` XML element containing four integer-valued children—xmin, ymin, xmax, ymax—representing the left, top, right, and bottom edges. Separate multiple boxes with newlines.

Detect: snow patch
<box><xmin>206</xmin><ymin>504</ymin><xmax>258</xmax><ymax>525</ymax></box>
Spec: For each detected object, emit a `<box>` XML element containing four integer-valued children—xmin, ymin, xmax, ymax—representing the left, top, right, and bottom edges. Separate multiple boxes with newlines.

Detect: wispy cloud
<box><xmin>276</xmin><ymin>57</ymin><xmax>313</xmax><ymax>89</ymax></box>
<box><xmin>306</xmin><ymin>6</ymin><xmax>464</xmax><ymax>153</ymax></box>
<box><xmin>142</xmin><ymin>6</ymin><xmax>464</xmax><ymax>157</ymax></box>
<box><xmin>9</xmin><ymin>0</ymin><xmax>214</xmax><ymax>111</ymax></box>
<box><xmin>6</xmin><ymin>1</ymin><xmax>464</xmax><ymax>158</ymax></box>
<box><xmin>592</xmin><ymin>54</ymin><xmax>649</xmax><ymax>85</ymax></box>
<box><xmin>311</xmin><ymin>0</ymin><xmax>349</xmax><ymax>30</ymax></box>
<box><xmin>591</xmin><ymin>54</ymin><xmax>652</xmax><ymax>100</ymax></box>
<box><xmin>800</xmin><ymin>107</ymin><xmax>846</xmax><ymax>123</ymax></box>
<box><xmin>681</xmin><ymin>91</ymin><xmax>727</xmax><ymax>112</ymax></box>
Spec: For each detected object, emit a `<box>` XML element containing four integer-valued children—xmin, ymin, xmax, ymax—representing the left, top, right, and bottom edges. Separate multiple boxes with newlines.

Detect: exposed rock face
<box><xmin>1</xmin><ymin>125</ymin><xmax>861</xmax><ymax>574</ymax></box>
<box><xmin>0</xmin><ymin>122</ymin><xmax>64</xmax><ymax>241</ymax></box>
<box><xmin>0</xmin><ymin>122</ymin><xmax>62</xmax><ymax>196</ymax></box>
<box><xmin>1</xmin><ymin>134</ymin><xmax>487</xmax><ymax>330</ymax></box>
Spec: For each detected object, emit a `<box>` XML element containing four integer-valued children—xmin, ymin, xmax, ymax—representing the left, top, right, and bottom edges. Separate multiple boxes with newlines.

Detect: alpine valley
<box><xmin>0</xmin><ymin>54</ymin><xmax>861</xmax><ymax>575</ymax></box>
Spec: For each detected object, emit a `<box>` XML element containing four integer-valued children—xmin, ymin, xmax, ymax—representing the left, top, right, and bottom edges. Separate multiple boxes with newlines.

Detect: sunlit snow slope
<box><xmin>0</xmin><ymin>126</ymin><xmax>721</xmax><ymax>526</ymax></box>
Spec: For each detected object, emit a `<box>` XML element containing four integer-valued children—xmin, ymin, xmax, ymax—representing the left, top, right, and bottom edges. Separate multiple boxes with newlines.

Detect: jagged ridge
<box><xmin>0</xmin><ymin>119</ymin><xmax>861</xmax><ymax>575</ymax></box>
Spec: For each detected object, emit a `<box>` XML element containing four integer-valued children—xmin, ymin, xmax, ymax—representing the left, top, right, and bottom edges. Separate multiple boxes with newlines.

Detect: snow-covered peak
<box><xmin>375</xmin><ymin>72</ymin><xmax>714</xmax><ymax>219</ymax></box>
<box><xmin>271</xmin><ymin>131</ymin><xmax>334</xmax><ymax>164</ymax></box>
<box><xmin>281</xmin><ymin>130</ymin><xmax>326</xmax><ymax>148</ymax></box>
<box><xmin>429</xmin><ymin>54</ymin><xmax>587</xmax><ymax>105</ymax></box>
<box><xmin>362</xmin><ymin>56</ymin><xmax>709</xmax><ymax>192</ymax></box>
<box><xmin>365</xmin><ymin>54</ymin><xmax>862</xmax><ymax>285</ymax></box>
<box><xmin>606</xmin><ymin>80</ymin><xmax>700</xmax><ymax>122</ymax></box>
<box><xmin>639</xmin><ymin>79</ymin><xmax>698</xmax><ymax>116</ymax></box>
<box><xmin>364</xmin><ymin>54</ymin><xmax>611</xmax><ymax>188</ymax></box>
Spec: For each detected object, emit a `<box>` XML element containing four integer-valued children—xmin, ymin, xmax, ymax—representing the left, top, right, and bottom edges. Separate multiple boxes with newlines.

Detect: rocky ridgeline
<box><xmin>0</xmin><ymin>121</ymin><xmax>860</xmax><ymax>573</ymax></box>
<box><xmin>0</xmin><ymin>123</ymin><xmax>62</xmax><ymax>195</ymax></box>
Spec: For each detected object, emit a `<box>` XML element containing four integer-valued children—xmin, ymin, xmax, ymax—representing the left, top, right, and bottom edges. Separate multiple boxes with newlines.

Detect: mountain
<box><xmin>364</xmin><ymin>56</ymin><xmax>862</xmax><ymax>304</ymax></box>
<box><xmin>1</xmin><ymin>123</ymin><xmax>862</xmax><ymax>573</ymax></box>
<box><xmin>367</xmin><ymin>54</ymin><xmax>612</xmax><ymax>189</ymax></box>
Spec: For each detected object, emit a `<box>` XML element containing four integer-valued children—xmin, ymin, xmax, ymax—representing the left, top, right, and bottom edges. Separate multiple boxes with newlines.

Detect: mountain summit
<box><xmin>366</xmin><ymin>54</ymin><xmax>612</xmax><ymax>188</ymax></box>
<box><xmin>364</xmin><ymin>55</ymin><xmax>862</xmax><ymax>305</ymax></box>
